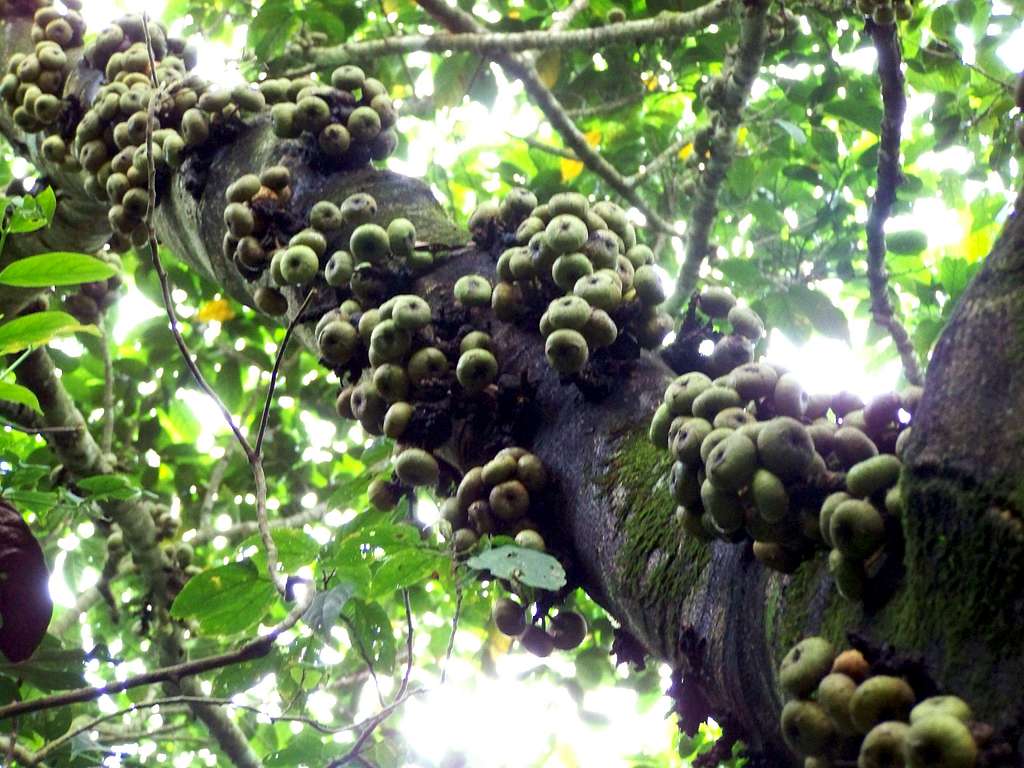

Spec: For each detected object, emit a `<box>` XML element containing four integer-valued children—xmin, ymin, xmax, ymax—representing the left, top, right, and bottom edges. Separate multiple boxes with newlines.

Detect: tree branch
<box><xmin>414</xmin><ymin>0</ymin><xmax>680</xmax><ymax>237</ymax></box>
<box><xmin>189</xmin><ymin>504</ymin><xmax>329</xmax><ymax>546</ymax></box>
<box><xmin>865</xmin><ymin>21</ymin><xmax>922</xmax><ymax>386</ymax></box>
<box><xmin>285</xmin><ymin>0</ymin><xmax>731</xmax><ymax>74</ymax></box>
<box><xmin>0</xmin><ymin>596</ymin><xmax>310</xmax><ymax>723</ymax></box>
<box><xmin>665</xmin><ymin>0</ymin><xmax>770</xmax><ymax>314</ymax></box>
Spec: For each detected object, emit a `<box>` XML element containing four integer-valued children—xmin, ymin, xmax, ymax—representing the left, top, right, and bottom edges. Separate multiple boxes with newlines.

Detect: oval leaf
<box><xmin>0</xmin><ymin>311</ymin><xmax>99</xmax><ymax>355</ymax></box>
<box><xmin>0</xmin><ymin>381</ymin><xmax>41</xmax><ymax>414</ymax></box>
<box><xmin>170</xmin><ymin>561</ymin><xmax>277</xmax><ymax>636</ymax></box>
<box><xmin>466</xmin><ymin>545</ymin><xmax>566</xmax><ymax>590</ymax></box>
<box><xmin>0</xmin><ymin>252</ymin><xmax>116</xmax><ymax>287</ymax></box>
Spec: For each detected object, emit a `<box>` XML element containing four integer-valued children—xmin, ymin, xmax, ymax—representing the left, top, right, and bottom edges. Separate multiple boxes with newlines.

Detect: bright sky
<box><xmin>33</xmin><ymin>1</ymin><xmax>1024</xmax><ymax>765</ymax></box>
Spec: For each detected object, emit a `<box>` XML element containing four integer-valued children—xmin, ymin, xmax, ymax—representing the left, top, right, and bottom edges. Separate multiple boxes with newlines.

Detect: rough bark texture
<box><xmin>3</xmin><ymin>10</ymin><xmax>1024</xmax><ymax>766</ymax></box>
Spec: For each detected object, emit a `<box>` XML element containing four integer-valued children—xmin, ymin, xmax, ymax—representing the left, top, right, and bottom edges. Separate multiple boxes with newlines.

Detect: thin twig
<box><xmin>625</xmin><ymin>129</ymin><xmax>691</xmax><ymax>185</ymax></box>
<box><xmin>0</xmin><ymin>595</ymin><xmax>311</xmax><ymax>723</ymax></box>
<box><xmin>395</xmin><ymin>591</ymin><xmax>414</xmax><ymax>703</ymax></box>
<box><xmin>286</xmin><ymin>0</ymin><xmax>731</xmax><ymax>74</ymax></box>
<box><xmin>505</xmin><ymin>131</ymin><xmax>579</xmax><ymax>160</ymax></box>
<box><xmin>441</xmin><ymin>587</ymin><xmax>463</xmax><ymax>685</ymax></box>
<box><xmin>565</xmin><ymin>90</ymin><xmax>648</xmax><ymax>119</ymax></box>
<box><xmin>322</xmin><ymin>688</ymin><xmax>427</xmax><ymax>768</ymax></box>
<box><xmin>666</xmin><ymin>0</ymin><xmax>770</xmax><ymax>313</ymax></box>
<box><xmin>255</xmin><ymin>289</ymin><xmax>314</xmax><ymax>457</ymax></box>
<box><xmin>414</xmin><ymin>0</ymin><xmax>681</xmax><ymax>238</ymax></box>
<box><xmin>100</xmin><ymin>327</ymin><xmax>115</xmax><ymax>455</ymax></box>
<box><xmin>0</xmin><ymin>419</ymin><xmax>81</xmax><ymax>434</ymax></box>
<box><xmin>865</xmin><ymin>21</ymin><xmax>922</xmax><ymax>386</ymax></box>
<box><xmin>141</xmin><ymin>19</ymin><xmax>289</xmax><ymax>597</ymax></box>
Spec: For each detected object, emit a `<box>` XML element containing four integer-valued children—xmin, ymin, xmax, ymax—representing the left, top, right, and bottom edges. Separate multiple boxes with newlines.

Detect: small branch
<box><xmin>395</xmin><ymin>589</ymin><xmax>414</xmax><ymax>703</ymax></box>
<box><xmin>0</xmin><ymin>418</ymin><xmax>81</xmax><ymax>434</ymax></box>
<box><xmin>506</xmin><ymin>132</ymin><xmax>579</xmax><ymax>160</ymax></box>
<box><xmin>625</xmin><ymin>129</ymin><xmax>691</xmax><ymax>185</ymax></box>
<box><xmin>198</xmin><ymin>453</ymin><xmax>231</xmax><ymax>529</ymax></box>
<box><xmin>0</xmin><ymin>595</ymin><xmax>311</xmax><ymax>723</ymax></box>
<box><xmin>865</xmin><ymin>21</ymin><xmax>922</xmax><ymax>386</ymax></box>
<box><xmin>100</xmin><ymin>328</ymin><xmax>115</xmax><ymax>455</ymax></box>
<box><xmin>565</xmin><ymin>90</ymin><xmax>648</xmax><ymax>119</ymax></box>
<box><xmin>323</xmin><ymin>687</ymin><xmax>426</xmax><ymax>768</ymax></box>
<box><xmin>190</xmin><ymin>504</ymin><xmax>328</xmax><ymax>546</ymax></box>
<box><xmin>142</xmin><ymin>22</ymin><xmax>289</xmax><ymax>598</ymax></box>
<box><xmin>414</xmin><ymin>0</ymin><xmax>680</xmax><ymax>237</ymax></box>
<box><xmin>286</xmin><ymin>0</ymin><xmax>731</xmax><ymax>74</ymax></box>
<box><xmin>666</xmin><ymin>0</ymin><xmax>770</xmax><ymax>313</ymax></box>
<box><xmin>0</xmin><ymin>736</ymin><xmax>33</xmax><ymax>766</ymax></box>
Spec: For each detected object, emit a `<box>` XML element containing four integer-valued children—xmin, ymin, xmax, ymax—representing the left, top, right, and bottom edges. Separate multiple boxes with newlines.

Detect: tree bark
<box><xmin>3</xmin><ymin>11</ymin><xmax>1024</xmax><ymax>766</ymax></box>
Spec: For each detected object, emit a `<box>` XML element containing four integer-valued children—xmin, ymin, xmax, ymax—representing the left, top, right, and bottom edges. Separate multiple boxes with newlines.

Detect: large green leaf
<box><xmin>240</xmin><ymin>528</ymin><xmax>322</xmax><ymax>571</ymax></box>
<box><xmin>0</xmin><ymin>311</ymin><xmax>98</xmax><ymax>354</ymax></box>
<box><xmin>370</xmin><ymin>548</ymin><xmax>445</xmax><ymax>597</ymax></box>
<box><xmin>169</xmin><ymin>561</ymin><xmax>277</xmax><ymax>636</ymax></box>
<box><xmin>0</xmin><ymin>252</ymin><xmax>116</xmax><ymax>287</ymax></box>
<box><xmin>466</xmin><ymin>545</ymin><xmax>567</xmax><ymax>590</ymax></box>
<box><xmin>0</xmin><ymin>381</ymin><xmax>40</xmax><ymax>413</ymax></box>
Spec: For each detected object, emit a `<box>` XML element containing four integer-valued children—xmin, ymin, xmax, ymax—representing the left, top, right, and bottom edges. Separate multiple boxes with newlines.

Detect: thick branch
<box><xmin>666</xmin><ymin>0</ymin><xmax>770</xmax><ymax>313</ymax></box>
<box><xmin>286</xmin><ymin>0</ymin><xmax>731</xmax><ymax>73</ymax></box>
<box><xmin>865</xmin><ymin>22</ymin><xmax>922</xmax><ymax>386</ymax></box>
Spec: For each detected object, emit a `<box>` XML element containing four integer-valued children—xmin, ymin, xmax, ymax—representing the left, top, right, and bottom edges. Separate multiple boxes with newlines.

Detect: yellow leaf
<box><xmin>962</xmin><ymin>225</ymin><xmax>993</xmax><ymax>263</ymax></box>
<box><xmin>583</xmin><ymin>129</ymin><xmax>601</xmax><ymax>147</ymax></box>
<box><xmin>536</xmin><ymin>49</ymin><xmax>561</xmax><ymax>89</ymax></box>
<box><xmin>737</xmin><ymin>125</ymin><xmax>748</xmax><ymax>145</ymax></box>
<box><xmin>678</xmin><ymin>142</ymin><xmax>694</xmax><ymax>160</ymax></box>
<box><xmin>382</xmin><ymin>0</ymin><xmax>402</xmax><ymax>13</ymax></box>
<box><xmin>561</xmin><ymin>157</ymin><xmax>584</xmax><ymax>182</ymax></box>
<box><xmin>508</xmin><ymin>8</ymin><xmax>520</xmax><ymax>18</ymax></box>
<box><xmin>197</xmin><ymin>298</ymin><xmax>236</xmax><ymax>323</ymax></box>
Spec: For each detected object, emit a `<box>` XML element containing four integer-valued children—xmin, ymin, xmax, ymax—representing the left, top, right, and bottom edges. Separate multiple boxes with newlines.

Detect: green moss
<box><xmin>604</xmin><ymin>429</ymin><xmax>712</xmax><ymax>651</ymax></box>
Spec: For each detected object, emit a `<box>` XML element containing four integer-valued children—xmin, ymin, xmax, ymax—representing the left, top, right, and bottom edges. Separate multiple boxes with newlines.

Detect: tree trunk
<box><xmin>2</xmin><ymin>12</ymin><xmax>1023</xmax><ymax>765</ymax></box>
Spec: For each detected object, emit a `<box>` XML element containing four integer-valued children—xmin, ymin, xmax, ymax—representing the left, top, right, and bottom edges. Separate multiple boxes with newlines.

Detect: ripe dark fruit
<box><xmin>519</xmin><ymin>625</ymin><xmax>554</xmax><ymax>657</ymax></box>
<box><xmin>254</xmin><ymin>286</ymin><xmax>288</xmax><ymax>315</ymax></box>
<box><xmin>549</xmin><ymin>611</ymin><xmax>587</xmax><ymax>650</ymax></box>
<box><xmin>493</xmin><ymin>597</ymin><xmax>527</xmax><ymax>636</ymax></box>
<box><xmin>368</xmin><ymin>477</ymin><xmax>401</xmax><ymax>511</ymax></box>
<box><xmin>779</xmin><ymin>636</ymin><xmax>836</xmax><ymax>699</ymax></box>
<box><xmin>832</xmin><ymin>648</ymin><xmax>870</xmax><ymax>681</ymax></box>
<box><xmin>489</xmin><ymin>480</ymin><xmax>530</xmax><ymax>521</ymax></box>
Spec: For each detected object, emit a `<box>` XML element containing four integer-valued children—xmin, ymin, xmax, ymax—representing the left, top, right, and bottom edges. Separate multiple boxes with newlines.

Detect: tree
<box><xmin>0</xmin><ymin>0</ymin><xmax>1021</xmax><ymax>765</ymax></box>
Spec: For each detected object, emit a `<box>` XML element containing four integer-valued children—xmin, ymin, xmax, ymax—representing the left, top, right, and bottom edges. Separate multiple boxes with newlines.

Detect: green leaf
<box><xmin>240</xmin><ymin>528</ymin><xmax>321</xmax><ymax>571</ymax></box>
<box><xmin>0</xmin><ymin>381</ymin><xmax>41</xmax><ymax>413</ymax></box>
<box><xmin>248</xmin><ymin>0</ymin><xmax>301</xmax><ymax>61</ymax></box>
<box><xmin>343</xmin><ymin>599</ymin><xmax>396</xmax><ymax>673</ymax></box>
<box><xmin>169</xmin><ymin>561</ymin><xmax>277</xmax><ymax>636</ymax></box>
<box><xmin>0</xmin><ymin>637</ymin><xmax>85</xmax><ymax>691</ymax></box>
<box><xmin>775</xmin><ymin>119</ymin><xmax>807</xmax><ymax>145</ymax></box>
<box><xmin>824</xmin><ymin>98</ymin><xmax>883</xmax><ymax>134</ymax></box>
<box><xmin>75</xmin><ymin>474</ymin><xmax>138</xmax><ymax>501</ymax></box>
<box><xmin>466</xmin><ymin>545</ymin><xmax>567</xmax><ymax>590</ymax></box>
<box><xmin>0</xmin><ymin>311</ymin><xmax>99</xmax><ymax>355</ymax></box>
<box><xmin>304</xmin><ymin>583</ymin><xmax>357</xmax><ymax>636</ymax></box>
<box><xmin>0</xmin><ymin>252</ymin><xmax>116</xmax><ymax>287</ymax></box>
<box><xmin>370</xmin><ymin>548</ymin><xmax>445</xmax><ymax>597</ymax></box>
<box><xmin>886</xmin><ymin>230</ymin><xmax>928</xmax><ymax>255</ymax></box>
<box><xmin>784</xmin><ymin>285</ymin><xmax>851</xmax><ymax>342</ymax></box>
<box><xmin>7</xmin><ymin>188</ymin><xmax>56</xmax><ymax>234</ymax></box>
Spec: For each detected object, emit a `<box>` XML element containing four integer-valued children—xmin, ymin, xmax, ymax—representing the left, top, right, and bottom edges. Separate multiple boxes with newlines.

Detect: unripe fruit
<box><xmin>910</xmin><ymin>696</ymin><xmax>972</xmax><ymax>725</ymax></box>
<box><xmin>671</xmin><ymin>418</ymin><xmax>712</xmax><ymax>464</ymax></box>
<box><xmin>698</xmin><ymin>287</ymin><xmax>736</xmax><ymax>318</ymax></box>
<box><xmin>387</xmin><ymin>218</ymin><xmax>416</xmax><ymax>259</ymax></box>
<box><xmin>858</xmin><ymin>721</ymin><xmax>910</xmax><ymax>768</ymax></box>
<box><xmin>325</xmin><ymin>251</ymin><xmax>354</xmax><ymax>287</ymax></box>
<box><xmin>574</xmin><ymin>271</ymin><xmax>622</xmax><ymax>312</ymax></box>
<box><xmin>368</xmin><ymin>477</ymin><xmax>401</xmax><ymax>510</ymax></box>
<box><xmin>547</xmin><ymin>295</ymin><xmax>591</xmax><ymax>331</ymax></box>
<box><xmin>705</xmin><ymin>432</ymin><xmax>758</xmax><ymax>492</ymax></box>
<box><xmin>394</xmin><ymin>448</ymin><xmax>439</xmax><ymax>487</ymax></box>
<box><xmin>457</xmin><ymin>348</ymin><xmax>498</xmax><ymax>394</ymax></box>
<box><xmin>691</xmin><ymin>385</ymin><xmax>743</xmax><ymax>421</ymax></box>
<box><xmin>781</xmin><ymin>700</ymin><xmax>836</xmax><ymax>756</ymax></box>
<box><xmin>391</xmin><ymin>295</ymin><xmax>431</xmax><ymax>330</ymax></box>
<box><xmin>332</xmin><ymin>64</ymin><xmax>366</xmax><ymax>91</ymax></box>
<box><xmin>551</xmin><ymin>252</ymin><xmax>594</xmax><ymax>290</ymax></box>
<box><xmin>846</xmin><ymin>455</ymin><xmax>902</xmax><ymax>498</ymax></box>
<box><xmin>489</xmin><ymin>480</ymin><xmax>530</xmax><ymax>521</ymax></box>
<box><xmin>665</xmin><ymin>372</ymin><xmax>713</xmax><ymax>416</ymax></box>
<box><xmin>757</xmin><ymin>417</ymin><xmax>817</xmax><ymax>482</ymax></box>
<box><xmin>383</xmin><ymin>402</ymin><xmax>413</xmax><ymax>439</ymax></box>
<box><xmin>454</xmin><ymin>274</ymin><xmax>492</xmax><ymax>307</ymax></box>
<box><xmin>850</xmin><ymin>676</ymin><xmax>916</xmax><ymax>733</ymax></box>
<box><xmin>348</xmin><ymin>105</ymin><xmax>382</xmax><ymax>142</ymax></box>
<box><xmin>514</xmin><ymin>529</ymin><xmax>545</xmax><ymax>551</ymax></box>
<box><xmin>317</xmin><ymin>321</ymin><xmax>358</xmax><ymax>365</ymax></box>
<box><xmin>818</xmin><ymin>673</ymin><xmax>859</xmax><ymax>735</ymax></box>
<box><xmin>779</xmin><ymin>636</ymin><xmax>836</xmax><ymax>699</ymax></box>
<box><xmin>830</xmin><ymin>499</ymin><xmax>885</xmax><ymax>560</ymax></box>
<box><xmin>751</xmin><ymin>469</ymin><xmax>789</xmax><ymax>523</ymax></box>
<box><xmin>582</xmin><ymin>309</ymin><xmax>617</xmax><ymax>348</ymax></box>
<box><xmin>254</xmin><ymin>286</ymin><xmax>288</xmax><ymax>315</ymax></box>
<box><xmin>493</xmin><ymin>597</ymin><xmax>527</xmax><ymax>636</ymax></box>
<box><xmin>904</xmin><ymin>715</ymin><xmax>977</xmax><ymax>768</ymax></box>
<box><xmin>546</xmin><ymin>214</ymin><xmax>589</xmax><ymax>253</ymax></box>
<box><xmin>728</xmin><ymin>305</ymin><xmax>764</xmax><ymax>340</ymax></box>
<box><xmin>774</xmin><ymin>373</ymin><xmax>808</xmax><ymax>419</ymax></box>
<box><xmin>260</xmin><ymin>165</ymin><xmax>291</xmax><ymax>191</ymax></box>
<box><xmin>701</xmin><ymin>478</ymin><xmax>744</xmax><ymax>533</ymax></box>
<box><xmin>310</xmin><ymin>200</ymin><xmax>343</xmax><ymax>232</ymax></box>
<box><xmin>318</xmin><ymin>122</ymin><xmax>352</xmax><ymax>157</ymax></box>
<box><xmin>545</xmin><ymin>328</ymin><xmax>589</xmax><ymax>375</ymax></box>
<box><xmin>452</xmin><ymin>527</ymin><xmax>478</xmax><ymax>553</ymax></box>
<box><xmin>280</xmin><ymin>245</ymin><xmax>319</xmax><ymax>285</ymax></box>
<box><xmin>407</xmin><ymin>347</ymin><xmax>448</xmax><ymax>388</ymax></box>
<box><xmin>369</xmin><ymin>320</ymin><xmax>411</xmax><ymax>361</ymax></box>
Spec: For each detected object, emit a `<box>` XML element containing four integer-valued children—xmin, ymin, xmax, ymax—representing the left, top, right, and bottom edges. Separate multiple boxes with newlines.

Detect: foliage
<box><xmin>0</xmin><ymin>0</ymin><xmax>1020</xmax><ymax>765</ymax></box>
